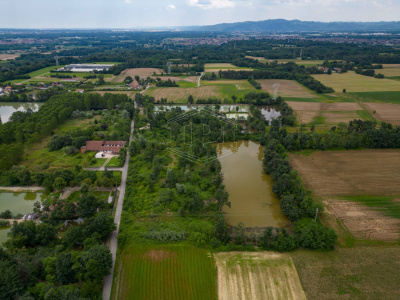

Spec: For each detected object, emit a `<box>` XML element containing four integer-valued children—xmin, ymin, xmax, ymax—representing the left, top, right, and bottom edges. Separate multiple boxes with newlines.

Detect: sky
<box><xmin>1</xmin><ymin>0</ymin><xmax>399</xmax><ymax>28</ymax></box>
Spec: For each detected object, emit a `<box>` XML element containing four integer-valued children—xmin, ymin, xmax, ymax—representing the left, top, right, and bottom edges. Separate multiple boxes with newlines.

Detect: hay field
<box><xmin>379</xmin><ymin>64</ymin><xmax>400</xmax><ymax>77</ymax></box>
<box><xmin>113</xmin><ymin>68</ymin><xmax>163</xmax><ymax>82</ymax></box>
<box><xmin>204</xmin><ymin>63</ymin><xmax>252</xmax><ymax>72</ymax></box>
<box><xmin>313</xmin><ymin>71</ymin><xmax>400</xmax><ymax>92</ymax></box>
<box><xmin>289</xmin><ymin>149</ymin><xmax>400</xmax><ymax>197</ymax></box>
<box><xmin>145</xmin><ymin>86</ymin><xmax>220</xmax><ymax>102</ymax></box>
<box><xmin>259</xmin><ymin>80</ymin><xmax>316</xmax><ymax>98</ymax></box>
<box><xmin>364</xmin><ymin>102</ymin><xmax>400</xmax><ymax>125</ymax></box>
<box><xmin>292</xmin><ymin>247</ymin><xmax>400</xmax><ymax>300</ymax></box>
<box><xmin>0</xmin><ymin>53</ymin><xmax>21</xmax><ymax>60</ymax></box>
<box><xmin>215</xmin><ymin>252</ymin><xmax>306</xmax><ymax>300</ymax></box>
<box><xmin>112</xmin><ymin>245</ymin><xmax>217</xmax><ymax>300</ymax></box>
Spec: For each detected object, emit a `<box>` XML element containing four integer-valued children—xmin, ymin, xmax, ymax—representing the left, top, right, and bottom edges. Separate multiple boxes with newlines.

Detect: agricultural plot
<box><xmin>286</xmin><ymin>101</ymin><xmax>366</xmax><ymax>125</ymax></box>
<box><xmin>350</xmin><ymin>91</ymin><xmax>400</xmax><ymax>103</ymax></box>
<box><xmin>292</xmin><ymin>247</ymin><xmax>400</xmax><ymax>300</ymax></box>
<box><xmin>113</xmin><ymin>68</ymin><xmax>163</xmax><ymax>82</ymax></box>
<box><xmin>112</xmin><ymin>245</ymin><xmax>217</xmax><ymax>300</ymax></box>
<box><xmin>259</xmin><ymin>79</ymin><xmax>317</xmax><ymax>98</ymax></box>
<box><xmin>379</xmin><ymin>64</ymin><xmax>400</xmax><ymax>77</ymax></box>
<box><xmin>363</xmin><ymin>102</ymin><xmax>400</xmax><ymax>125</ymax></box>
<box><xmin>145</xmin><ymin>86</ymin><xmax>220</xmax><ymax>102</ymax></box>
<box><xmin>0</xmin><ymin>53</ymin><xmax>21</xmax><ymax>60</ymax></box>
<box><xmin>204</xmin><ymin>63</ymin><xmax>253</xmax><ymax>72</ymax></box>
<box><xmin>215</xmin><ymin>252</ymin><xmax>306</xmax><ymax>300</ymax></box>
<box><xmin>313</xmin><ymin>71</ymin><xmax>400</xmax><ymax>93</ymax></box>
<box><xmin>289</xmin><ymin>149</ymin><xmax>400</xmax><ymax>197</ymax></box>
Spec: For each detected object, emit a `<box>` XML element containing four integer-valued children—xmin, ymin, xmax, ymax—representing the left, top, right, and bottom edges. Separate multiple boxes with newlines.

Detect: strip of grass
<box><xmin>177</xmin><ymin>81</ymin><xmax>198</xmax><ymax>88</ymax></box>
<box><xmin>342</xmin><ymin>195</ymin><xmax>400</xmax><ymax>220</ymax></box>
<box><xmin>26</xmin><ymin>65</ymin><xmax>66</xmax><ymax>78</ymax></box>
<box><xmin>356</xmin><ymin>110</ymin><xmax>375</xmax><ymax>121</ymax></box>
<box><xmin>350</xmin><ymin>91</ymin><xmax>400</xmax><ymax>103</ymax></box>
<box><xmin>311</xmin><ymin>114</ymin><xmax>325</xmax><ymax>126</ymax></box>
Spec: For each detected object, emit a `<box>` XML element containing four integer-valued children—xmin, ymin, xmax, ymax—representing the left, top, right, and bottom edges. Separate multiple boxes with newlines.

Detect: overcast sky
<box><xmin>1</xmin><ymin>0</ymin><xmax>399</xmax><ymax>28</ymax></box>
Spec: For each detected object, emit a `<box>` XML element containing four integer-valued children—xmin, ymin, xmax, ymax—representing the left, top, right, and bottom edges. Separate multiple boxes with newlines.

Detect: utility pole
<box><xmin>54</xmin><ymin>56</ymin><xmax>59</xmax><ymax>66</ymax></box>
<box><xmin>314</xmin><ymin>207</ymin><xmax>319</xmax><ymax>221</ymax></box>
<box><xmin>167</xmin><ymin>61</ymin><xmax>172</xmax><ymax>74</ymax></box>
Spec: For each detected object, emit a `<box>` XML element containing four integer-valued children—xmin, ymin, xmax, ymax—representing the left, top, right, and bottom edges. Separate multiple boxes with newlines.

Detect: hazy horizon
<box><xmin>1</xmin><ymin>0</ymin><xmax>399</xmax><ymax>29</ymax></box>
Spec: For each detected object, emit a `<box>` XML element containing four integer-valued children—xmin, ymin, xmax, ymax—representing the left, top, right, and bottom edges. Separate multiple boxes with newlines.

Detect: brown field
<box><xmin>286</xmin><ymin>102</ymin><xmax>364</xmax><ymax>124</ymax></box>
<box><xmin>289</xmin><ymin>149</ymin><xmax>400</xmax><ymax>197</ymax></box>
<box><xmin>0</xmin><ymin>53</ymin><xmax>21</xmax><ymax>60</ymax></box>
<box><xmin>215</xmin><ymin>252</ymin><xmax>306</xmax><ymax>300</ymax></box>
<box><xmin>291</xmin><ymin>247</ymin><xmax>400</xmax><ymax>300</ymax></box>
<box><xmin>259</xmin><ymin>80</ymin><xmax>316</xmax><ymax>98</ymax></box>
<box><xmin>364</xmin><ymin>102</ymin><xmax>400</xmax><ymax>125</ymax></box>
<box><xmin>206</xmin><ymin>69</ymin><xmax>253</xmax><ymax>73</ymax></box>
<box><xmin>145</xmin><ymin>86</ymin><xmax>220</xmax><ymax>102</ymax></box>
<box><xmin>113</xmin><ymin>68</ymin><xmax>163</xmax><ymax>82</ymax></box>
<box><xmin>379</xmin><ymin>64</ymin><xmax>400</xmax><ymax>77</ymax></box>
<box><xmin>157</xmin><ymin>76</ymin><xmax>198</xmax><ymax>83</ymax></box>
<box><xmin>325</xmin><ymin>199</ymin><xmax>400</xmax><ymax>241</ymax></box>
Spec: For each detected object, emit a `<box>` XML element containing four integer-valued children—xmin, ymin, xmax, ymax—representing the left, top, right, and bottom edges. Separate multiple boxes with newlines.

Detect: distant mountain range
<box><xmin>194</xmin><ymin>19</ymin><xmax>400</xmax><ymax>32</ymax></box>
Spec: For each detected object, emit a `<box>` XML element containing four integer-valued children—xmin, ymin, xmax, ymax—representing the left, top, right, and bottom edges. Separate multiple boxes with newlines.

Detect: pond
<box><xmin>259</xmin><ymin>105</ymin><xmax>281</xmax><ymax>121</ymax></box>
<box><xmin>216</xmin><ymin>140</ymin><xmax>289</xmax><ymax>228</ymax></box>
<box><xmin>0</xmin><ymin>192</ymin><xmax>45</xmax><ymax>245</ymax></box>
<box><xmin>0</xmin><ymin>102</ymin><xmax>42</xmax><ymax>123</ymax></box>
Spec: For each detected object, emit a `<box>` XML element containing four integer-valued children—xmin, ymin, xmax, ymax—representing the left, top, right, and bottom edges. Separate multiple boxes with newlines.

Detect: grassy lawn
<box><xmin>291</xmin><ymin>247</ymin><xmax>400</xmax><ymax>300</ymax></box>
<box><xmin>89</xmin><ymin>158</ymin><xmax>107</xmax><ymax>168</ymax></box>
<box><xmin>106</xmin><ymin>156</ymin><xmax>121</xmax><ymax>167</ymax></box>
<box><xmin>111</xmin><ymin>245</ymin><xmax>217</xmax><ymax>300</ymax></box>
<box><xmin>56</xmin><ymin>116</ymin><xmax>101</xmax><ymax>133</ymax></box>
<box><xmin>350</xmin><ymin>91</ymin><xmax>400</xmax><ymax>104</ymax></box>
<box><xmin>26</xmin><ymin>65</ymin><xmax>66</xmax><ymax>78</ymax></box>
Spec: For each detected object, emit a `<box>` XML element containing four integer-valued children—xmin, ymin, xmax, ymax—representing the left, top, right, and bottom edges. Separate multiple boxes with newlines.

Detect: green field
<box><xmin>106</xmin><ymin>156</ymin><xmax>120</xmax><ymax>167</ymax></box>
<box><xmin>350</xmin><ymin>91</ymin><xmax>400</xmax><ymax>103</ymax></box>
<box><xmin>26</xmin><ymin>65</ymin><xmax>66</xmax><ymax>78</ymax></box>
<box><xmin>90</xmin><ymin>158</ymin><xmax>107</xmax><ymax>168</ymax></box>
<box><xmin>204</xmin><ymin>63</ymin><xmax>252</xmax><ymax>70</ymax></box>
<box><xmin>112</xmin><ymin>245</ymin><xmax>217</xmax><ymax>300</ymax></box>
<box><xmin>291</xmin><ymin>247</ymin><xmax>400</xmax><ymax>300</ymax></box>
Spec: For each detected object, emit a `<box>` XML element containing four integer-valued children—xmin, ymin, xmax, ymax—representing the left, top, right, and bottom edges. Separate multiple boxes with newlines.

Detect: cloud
<box><xmin>124</xmin><ymin>0</ymin><xmax>131</xmax><ymax>4</ymax></box>
<box><xmin>166</xmin><ymin>4</ymin><xmax>177</xmax><ymax>10</ymax></box>
<box><xmin>188</xmin><ymin>0</ymin><xmax>235</xmax><ymax>9</ymax></box>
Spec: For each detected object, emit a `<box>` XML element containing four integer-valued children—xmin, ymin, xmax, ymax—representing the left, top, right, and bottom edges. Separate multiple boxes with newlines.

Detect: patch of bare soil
<box><xmin>326</xmin><ymin>199</ymin><xmax>400</xmax><ymax>241</ymax></box>
<box><xmin>215</xmin><ymin>252</ymin><xmax>306</xmax><ymax>300</ymax></box>
<box><xmin>364</xmin><ymin>102</ymin><xmax>400</xmax><ymax>125</ymax></box>
<box><xmin>143</xmin><ymin>250</ymin><xmax>176</xmax><ymax>262</ymax></box>
<box><xmin>260</xmin><ymin>80</ymin><xmax>316</xmax><ymax>98</ymax></box>
<box><xmin>289</xmin><ymin>149</ymin><xmax>400</xmax><ymax>197</ymax></box>
<box><xmin>113</xmin><ymin>68</ymin><xmax>163</xmax><ymax>82</ymax></box>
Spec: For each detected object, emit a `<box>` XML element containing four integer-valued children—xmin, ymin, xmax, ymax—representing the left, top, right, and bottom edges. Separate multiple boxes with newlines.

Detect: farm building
<box><xmin>81</xmin><ymin>140</ymin><xmax>127</xmax><ymax>155</ymax></box>
<box><xmin>59</xmin><ymin>64</ymin><xmax>114</xmax><ymax>72</ymax></box>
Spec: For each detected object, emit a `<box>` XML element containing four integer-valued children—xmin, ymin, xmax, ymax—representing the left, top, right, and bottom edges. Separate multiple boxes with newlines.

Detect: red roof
<box><xmin>82</xmin><ymin>141</ymin><xmax>126</xmax><ymax>154</ymax></box>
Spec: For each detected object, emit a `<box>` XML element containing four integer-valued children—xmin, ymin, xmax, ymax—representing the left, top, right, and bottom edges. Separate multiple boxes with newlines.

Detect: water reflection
<box><xmin>0</xmin><ymin>102</ymin><xmax>42</xmax><ymax>123</ymax></box>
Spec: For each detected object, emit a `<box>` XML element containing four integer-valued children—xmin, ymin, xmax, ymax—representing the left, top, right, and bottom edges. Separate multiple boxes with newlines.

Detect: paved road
<box><xmin>102</xmin><ymin>118</ymin><xmax>134</xmax><ymax>300</ymax></box>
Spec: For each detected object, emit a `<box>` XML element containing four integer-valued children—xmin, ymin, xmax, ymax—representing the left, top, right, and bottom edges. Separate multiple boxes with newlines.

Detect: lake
<box><xmin>217</xmin><ymin>140</ymin><xmax>289</xmax><ymax>228</ymax></box>
<box><xmin>0</xmin><ymin>102</ymin><xmax>41</xmax><ymax>123</ymax></box>
<box><xmin>0</xmin><ymin>192</ymin><xmax>45</xmax><ymax>244</ymax></box>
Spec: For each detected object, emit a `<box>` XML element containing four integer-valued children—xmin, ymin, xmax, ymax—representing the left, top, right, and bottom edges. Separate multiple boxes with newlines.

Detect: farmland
<box><xmin>363</xmin><ymin>102</ymin><xmax>400</xmax><ymax>125</ymax></box>
<box><xmin>313</xmin><ymin>71</ymin><xmax>400</xmax><ymax>92</ymax></box>
<box><xmin>379</xmin><ymin>64</ymin><xmax>400</xmax><ymax>77</ymax></box>
<box><xmin>292</xmin><ymin>247</ymin><xmax>400</xmax><ymax>300</ymax></box>
<box><xmin>145</xmin><ymin>86</ymin><xmax>220</xmax><ymax>102</ymax></box>
<box><xmin>215</xmin><ymin>252</ymin><xmax>306</xmax><ymax>300</ymax></box>
<box><xmin>204</xmin><ymin>63</ymin><xmax>253</xmax><ymax>72</ymax></box>
<box><xmin>350</xmin><ymin>91</ymin><xmax>400</xmax><ymax>103</ymax></box>
<box><xmin>289</xmin><ymin>149</ymin><xmax>400</xmax><ymax>197</ymax></box>
<box><xmin>112</xmin><ymin>245</ymin><xmax>217</xmax><ymax>300</ymax></box>
<box><xmin>259</xmin><ymin>79</ymin><xmax>317</xmax><ymax>98</ymax></box>
<box><xmin>113</xmin><ymin>68</ymin><xmax>163</xmax><ymax>82</ymax></box>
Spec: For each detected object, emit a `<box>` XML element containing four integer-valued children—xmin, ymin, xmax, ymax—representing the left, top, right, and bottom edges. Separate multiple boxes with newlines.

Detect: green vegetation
<box><xmin>342</xmin><ymin>195</ymin><xmax>400</xmax><ymax>220</ymax></box>
<box><xmin>106</xmin><ymin>156</ymin><xmax>120</xmax><ymax>167</ymax></box>
<box><xmin>112</xmin><ymin>245</ymin><xmax>217</xmax><ymax>300</ymax></box>
<box><xmin>350</xmin><ymin>91</ymin><xmax>400</xmax><ymax>103</ymax></box>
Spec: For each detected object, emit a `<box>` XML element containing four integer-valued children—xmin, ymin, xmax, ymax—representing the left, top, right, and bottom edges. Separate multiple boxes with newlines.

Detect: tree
<box><xmin>97</xmin><ymin>75</ymin><xmax>105</xmax><ymax>85</ymax></box>
<box><xmin>188</xmin><ymin>95</ymin><xmax>194</xmax><ymax>104</ymax></box>
<box><xmin>343</xmin><ymin>88</ymin><xmax>346</xmax><ymax>93</ymax></box>
<box><xmin>0</xmin><ymin>259</ymin><xmax>24</xmax><ymax>300</ymax></box>
<box><xmin>215</xmin><ymin>215</ymin><xmax>230</xmax><ymax>244</ymax></box>
<box><xmin>55</xmin><ymin>252</ymin><xmax>75</xmax><ymax>285</ymax></box>
<box><xmin>80</xmin><ymin>245</ymin><xmax>112</xmax><ymax>282</ymax></box>
<box><xmin>124</xmin><ymin>76</ymin><xmax>133</xmax><ymax>84</ymax></box>
<box><xmin>35</xmin><ymin>223</ymin><xmax>56</xmax><ymax>246</ymax></box>
<box><xmin>53</xmin><ymin>177</ymin><xmax>67</xmax><ymax>192</ymax></box>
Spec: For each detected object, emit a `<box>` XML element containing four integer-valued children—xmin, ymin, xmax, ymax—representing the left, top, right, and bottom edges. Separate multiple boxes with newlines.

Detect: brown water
<box><xmin>216</xmin><ymin>140</ymin><xmax>289</xmax><ymax>228</ymax></box>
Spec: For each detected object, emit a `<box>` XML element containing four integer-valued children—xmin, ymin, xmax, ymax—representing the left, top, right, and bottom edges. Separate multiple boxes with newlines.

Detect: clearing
<box><xmin>291</xmin><ymin>247</ymin><xmax>400</xmax><ymax>299</ymax></box>
<box><xmin>313</xmin><ymin>71</ymin><xmax>400</xmax><ymax>93</ymax></box>
<box><xmin>363</xmin><ymin>102</ymin><xmax>400</xmax><ymax>125</ymax></box>
<box><xmin>289</xmin><ymin>149</ymin><xmax>400</xmax><ymax>197</ymax></box>
<box><xmin>111</xmin><ymin>245</ymin><xmax>217</xmax><ymax>300</ymax></box>
<box><xmin>215</xmin><ymin>252</ymin><xmax>306</xmax><ymax>300</ymax></box>
<box><xmin>259</xmin><ymin>79</ymin><xmax>317</xmax><ymax>99</ymax></box>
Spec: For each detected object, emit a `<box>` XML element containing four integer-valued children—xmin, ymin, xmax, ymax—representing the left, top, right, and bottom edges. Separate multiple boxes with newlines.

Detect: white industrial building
<box><xmin>58</xmin><ymin>64</ymin><xmax>114</xmax><ymax>72</ymax></box>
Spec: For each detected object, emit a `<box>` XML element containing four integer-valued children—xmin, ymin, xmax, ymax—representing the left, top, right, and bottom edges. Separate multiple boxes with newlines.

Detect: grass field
<box><xmin>215</xmin><ymin>252</ymin><xmax>306</xmax><ymax>300</ymax></box>
<box><xmin>379</xmin><ymin>64</ymin><xmax>400</xmax><ymax>77</ymax></box>
<box><xmin>90</xmin><ymin>158</ymin><xmax>107</xmax><ymax>168</ymax></box>
<box><xmin>313</xmin><ymin>71</ymin><xmax>400</xmax><ymax>93</ymax></box>
<box><xmin>350</xmin><ymin>91</ymin><xmax>400</xmax><ymax>104</ymax></box>
<box><xmin>106</xmin><ymin>156</ymin><xmax>120</xmax><ymax>167</ymax></box>
<box><xmin>204</xmin><ymin>63</ymin><xmax>252</xmax><ymax>70</ymax></box>
<box><xmin>291</xmin><ymin>247</ymin><xmax>400</xmax><ymax>300</ymax></box>
<box><xmin>26</xmin><ymin>65</ymin><xmax>66</xmax><ymax>78</ymax></box>
<box><xmin>113</xmin><ymin>68</ymin><xmax>163</xmax><ymax>82</ymax></box>
<box><xmin>112</xmin><ymin>245</ymin><xmax>217</xmax><ymax>300</ymax></box>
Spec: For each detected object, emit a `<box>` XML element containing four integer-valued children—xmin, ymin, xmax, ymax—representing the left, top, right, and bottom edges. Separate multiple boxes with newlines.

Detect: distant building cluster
<box><xmin>57</xmin><ymin>64</ymin><xmax>114</xmax><ymax>72</ymax></box>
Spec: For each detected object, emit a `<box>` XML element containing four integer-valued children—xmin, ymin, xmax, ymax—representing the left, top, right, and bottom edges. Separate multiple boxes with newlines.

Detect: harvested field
<box><xmin>289</xmin><ymin>149</ymin><xmax>400</xmax><ymax>197</ymax></box>
<box><xmin>112</xmin><ymin>245</ymin><xmax>217</xmax><ymax>300</ymax></box>
<box><xmin>313</xmin><ymin>71</ymin><xmax>400</xmax><ymax>92</ymax></box>
<box><xmin>145</xmin><ymin>86</ymin><xmax>220</xmax><ymax>102</ymax></box>
<box><xmin>113</xmin><ymin>68</ymin><xmax>163</xmax><ymax>82</ymax></box>
<box><xmin>379</xmin><ymin>64</ymin><xmax>400</xmax><ymax>77</ymax></box>
<box><xmin>291</xmin><ymin>247</ymin><xmax>400</xmax><ymax>300</ymax></box>
<box><xmin>259</xmin><ymin>80</ymin><xmax>316</xmax><ymax>98</ymax></box>
<box><xmin>363</xmin><ymin>102</ymin><xmax>400</xmax><ymax>125</ymax></box>
<box><xmin>0</xmin><ymin>53</ymin><xmax>21</xmax><ymax>60</ymax></box>
<box><xmin>322</xmin><ymin>111</ymin><xmax>362</xmax><ymax>125</ymax></box>
<box><xmin>157</xmin><ymin>76</ymin><xmax>198</xmax><ymax>83</ymax></box>
<box><xmin>325</xmin><ymin>199</ymin><xmax>400</xmax><ymax>241</ymax></box>
<box><xmin>215</xmin><ymin>252</ymin><xmax>306</xmax><ymax>300</ymax></box>
<box><xmin>294</xmin><ymin>111</ymin><xmax>320</xmax><ymax>124</ymax></box>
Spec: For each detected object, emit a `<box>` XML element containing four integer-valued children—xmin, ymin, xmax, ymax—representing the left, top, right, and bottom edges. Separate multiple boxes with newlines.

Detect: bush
<box><xmin>294</xmin><ymin>218</ymin><xmax>337</xmax><ymax>250</ymax></box>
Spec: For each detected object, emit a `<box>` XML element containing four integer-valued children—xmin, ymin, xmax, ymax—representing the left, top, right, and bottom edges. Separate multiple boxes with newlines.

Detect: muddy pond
<box><xmin>217</xmin><ymin>140</ymin><xmax>289</xmax><ymax>228</ymax></box>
